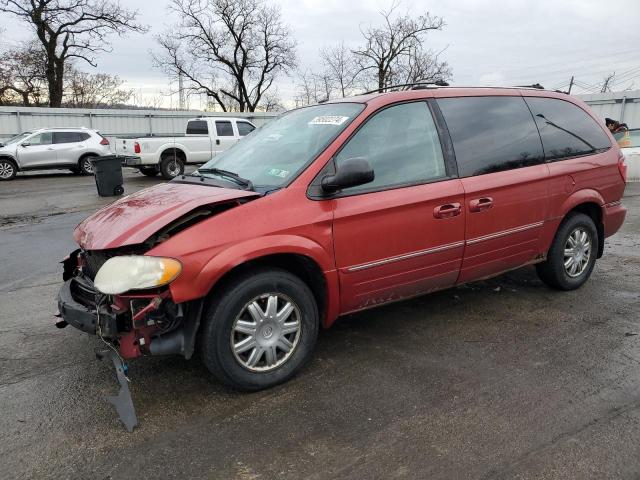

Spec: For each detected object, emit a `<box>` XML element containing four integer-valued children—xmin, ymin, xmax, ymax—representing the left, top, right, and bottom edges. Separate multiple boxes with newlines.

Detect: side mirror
<box><xmin>21</xmin><ymin>142</ymin><xmax>30</xmax><ymax>147</ymax></box>
<box><xmin>321</xmin><ymin>158</ymin><xmax>374</xmax><ymax>194</ymax></box>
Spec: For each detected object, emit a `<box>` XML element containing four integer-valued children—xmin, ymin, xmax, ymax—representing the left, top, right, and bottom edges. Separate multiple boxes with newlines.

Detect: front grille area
<box><xmin>82</xmin><ymin>246</ymin><xmax>147</xmax><ymax>280</ymax></box>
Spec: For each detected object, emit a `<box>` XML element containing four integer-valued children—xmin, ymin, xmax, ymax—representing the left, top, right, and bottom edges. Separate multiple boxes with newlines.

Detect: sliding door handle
<box><xmin>469</xmin><ymin>197</ymin><xmax>493</xmax><ymax>212</ymax></box>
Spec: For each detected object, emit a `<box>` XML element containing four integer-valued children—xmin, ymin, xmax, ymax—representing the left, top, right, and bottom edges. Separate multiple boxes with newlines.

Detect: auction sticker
<box><xmin>309</xmin><ymin>116</ymin><xmax>349</xmax><ymax>126</ymax></box>
<box><xmin>267</xmin><ymin>168</ymin><xmax>290</xmax><ymax>178</ymax></box>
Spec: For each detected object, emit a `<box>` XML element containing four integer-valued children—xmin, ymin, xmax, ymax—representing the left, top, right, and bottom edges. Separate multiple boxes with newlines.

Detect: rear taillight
<box><xmin>134</xmin><ymin>142</ymin><xmax>141</xmax><ymax>154</ymax></box>
<box><xmin>100</xmin><ymin>137</ymin><xmax>110</xmax><ymax>146</ymax></box>
<box><xmin>618</xmin><ymin>151</ymin><xmax>628</xmax><ymax>183</ymax></box>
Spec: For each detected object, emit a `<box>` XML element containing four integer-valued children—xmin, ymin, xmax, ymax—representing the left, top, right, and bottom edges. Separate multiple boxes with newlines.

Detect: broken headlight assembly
<box><xmin>93</xmin><ymin>255</ymin><xmax>182</xmax><ymax>295</ymax></box>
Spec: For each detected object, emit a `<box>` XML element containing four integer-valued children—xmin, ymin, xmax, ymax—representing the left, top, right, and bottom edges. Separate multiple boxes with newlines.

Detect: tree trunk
<box><xmin>378</xmin><ymin>67</ymin><xmax>385</xmax><ymax>93</ymax></box>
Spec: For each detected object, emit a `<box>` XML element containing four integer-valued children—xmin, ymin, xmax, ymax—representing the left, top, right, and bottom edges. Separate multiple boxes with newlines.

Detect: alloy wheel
<box><xmin>563</xmin><ymin>227</ymin><xmax>592</xmax><ymax>278</ymax></box>
<box><xmin>230</xmin><ymin>293</ymin><xmax>302</xmax><ymax>372</ymax></box>
<box><xmin>0</xmin><ymin>160</ymin><xmax>14</xmax><ymax>179</ymax></box>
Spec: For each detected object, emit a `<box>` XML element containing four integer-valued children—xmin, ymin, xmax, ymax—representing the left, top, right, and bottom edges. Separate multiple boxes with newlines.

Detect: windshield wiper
<box><xmin>195</xmin><ymin>168</ymin><xmax>253</xmax><ymax>190</ymax></box>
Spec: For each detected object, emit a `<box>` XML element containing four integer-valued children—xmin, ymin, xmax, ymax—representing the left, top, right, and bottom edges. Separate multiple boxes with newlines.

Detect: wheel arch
<box><xmin>0</xmin><ymin>154</ymin><xmax>19</xmax><ymax>170</ymax></box>
<box><xmin>160</xmin><ymin>147</ymin><xmax>186</xmax><ymax>161</ymax></box>
<box><xmin>560</xmin><ymin>189</ymin><xmax>605</xmax><ymax>258</ymax></box>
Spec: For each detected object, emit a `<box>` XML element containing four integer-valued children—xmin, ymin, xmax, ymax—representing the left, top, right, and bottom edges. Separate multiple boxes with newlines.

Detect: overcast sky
<box><xmin>2</xmin><ymin>0</ymin><xmax>640</xmax><ymax>108</ymax></box>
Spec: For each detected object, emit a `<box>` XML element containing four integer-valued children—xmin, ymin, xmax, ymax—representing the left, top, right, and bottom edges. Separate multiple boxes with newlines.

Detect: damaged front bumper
<box><xmin>56</xmin><ymin>250</ymin><xmax>203</xmax><ymax>431</ymax></box>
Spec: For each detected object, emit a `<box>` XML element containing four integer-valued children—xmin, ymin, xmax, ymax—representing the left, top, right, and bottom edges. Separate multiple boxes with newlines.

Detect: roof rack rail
<box><xmin>360</xmin><ymin>80</ymin><xmax>450</xmax><ymax>96</ymax></box>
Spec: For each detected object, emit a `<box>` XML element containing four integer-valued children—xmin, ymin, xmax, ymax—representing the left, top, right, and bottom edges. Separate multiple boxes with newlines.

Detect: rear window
<box><xmin>614</xmin><ymin>129</ymin><xmax>640</xmax><ymax>148</ymax></box>
<box><xmin>524</xmin><ymin>97</ymin><xmax>611</xmax><ymax>160</ymax></box>
<box><xmin>53</xmin><ymin>132</ymin><xmax>83</xmax><ymax>144</ymax></box>
<box><xmin>186</xmin><ymin>120</ymin><xmax>208</xmax><ymax>135</ymax></box>
<box><xmin>237</xmin><ymin>122</ymin><xmax>255</xmax><ymax>136</ymax></box>
<box><xmin>437</xmin><ymin>96</ymin><xmax>544</xmax><ymax>177</ymax></box>
<box><xmin>215</xmin><ymin>121</ymin><xmax>234</xmax><ymax>137</ymax></box>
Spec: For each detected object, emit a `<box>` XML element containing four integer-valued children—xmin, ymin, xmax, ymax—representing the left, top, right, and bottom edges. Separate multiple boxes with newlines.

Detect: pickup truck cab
<box><xmin>116</xmin><ymin>117</ymin><xmax>256</xmax><ymax>179</ymax></box>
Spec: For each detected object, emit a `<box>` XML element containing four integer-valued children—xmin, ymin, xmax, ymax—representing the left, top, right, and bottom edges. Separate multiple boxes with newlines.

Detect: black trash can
<box><xmin>93</xmin><ymin>155</ymin><xmax>124</xmax><ymax>197</ymax></box>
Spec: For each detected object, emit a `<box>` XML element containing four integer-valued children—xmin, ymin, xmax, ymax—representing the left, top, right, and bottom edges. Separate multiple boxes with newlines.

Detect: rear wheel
<box><xmin>139</xmin><ymin>166</ymin><xmax>158</xmax><ymax>177</ymax></box>
<box><xmin>0</xmin><ymin>158</ymin><xmax>17</xmax><ymax>180</ymax></box>
<box><xmin>78</xmin><ymin>155</ymin><xmax>96</xmax><ymax>175</ymax></box>
<box><xmin>200</xmin><ymin>268</ymin><xmax>319</xmax><ymax>390</ymax></box>
<box><xmin>159</xmin><ymin>154</ymin><xmax>184</xmax><ymax>180</ymax></box>
<box><xmin>536</xmin><ymin>212</ymin><xmax>598</xmax><ymax>290</ymax></box>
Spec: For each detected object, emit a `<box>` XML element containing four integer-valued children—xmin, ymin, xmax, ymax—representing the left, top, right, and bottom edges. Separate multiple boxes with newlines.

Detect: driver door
<box><xmin>17</xmin><ymin>132</ymin><xmax>55</xmax><ymax>168</ymax></box>
<box><xmin>330</xmin><ymin>101</ymin><xmax>465</xmax><ymax>313</ymax></box>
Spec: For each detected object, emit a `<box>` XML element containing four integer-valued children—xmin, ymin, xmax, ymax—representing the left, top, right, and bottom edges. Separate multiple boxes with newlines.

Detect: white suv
<box><xmin>0</xmin><ymin>128</ymin><xmax>111</xmax><ymax>181</ymax></box>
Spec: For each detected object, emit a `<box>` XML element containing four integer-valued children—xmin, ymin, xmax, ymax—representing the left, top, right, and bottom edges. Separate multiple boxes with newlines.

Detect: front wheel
<box><xmin>536</xmin><ymin>212</ymin><xmax>598</xmax><ymax>290</ymax></box>
<box><xmin>200</xmin><ymin>269</ymin><xmax>319</xmax><ymax>390</ymax></box>
<box><xmin>0</xmin><ymin>158</ymin><xmax>17</xmax><ymax>180</ymax></box>
<box><xmin>159</xmin><ymin>155</ymin><xmax>184</xmax><ymax>180</ymax></box>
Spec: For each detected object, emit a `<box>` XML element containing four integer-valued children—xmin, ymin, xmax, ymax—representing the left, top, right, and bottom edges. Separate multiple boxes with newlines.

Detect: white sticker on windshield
<box><xmin>267</xmin><ymin>168</ymin><xmax>290</xmax><ymax>178</ymax></box>
<box><xmin>308</xmin><ymin>116</ymin><xmax>349</xmax><ymax>126</ymax></box>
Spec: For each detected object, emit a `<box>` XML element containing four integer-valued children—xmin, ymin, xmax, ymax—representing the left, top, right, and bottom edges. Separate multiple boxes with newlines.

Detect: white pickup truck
<box><xmin>115</xmin><ymin>117</ymin><xmax>257</xmax><ymax>179</ymax></box>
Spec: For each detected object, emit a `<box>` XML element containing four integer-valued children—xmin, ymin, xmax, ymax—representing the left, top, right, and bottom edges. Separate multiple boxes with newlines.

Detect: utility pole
<box><xmin>601</xmin><ymin>73</ymin><xmax>615</xmax><ymax>93</ymax></box>
<box><xmin>567</xmin><ymin>76</ymin><xmax>574</xmax><ymax>94</ymax></box>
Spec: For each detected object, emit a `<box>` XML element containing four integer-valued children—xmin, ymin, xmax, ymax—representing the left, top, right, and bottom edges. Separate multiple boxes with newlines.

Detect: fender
<box><xmin>540</xmin><ymin>188</ymin><xmax>605</xmax><ymax>255</ymax></box>
<box><xmin>0</xmin><ymin>153</ymin><xmax>19</xmax><ymax>169</ymax></box>
<box><xmin>560</xmin><ymin>188</ymin><xmax>605</xmax><ymax>216</ymax></box>
<box><xmin>167</xmin><ymin>234</ymin><xmax>341</xmax><ymax>326</ymax></box>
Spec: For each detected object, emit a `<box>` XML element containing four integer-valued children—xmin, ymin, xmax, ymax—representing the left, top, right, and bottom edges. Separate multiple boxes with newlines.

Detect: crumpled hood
<box><xmin>74</xmin><ymin>182</ymin><xmax>260</xmax><ymax>250</ymax></box>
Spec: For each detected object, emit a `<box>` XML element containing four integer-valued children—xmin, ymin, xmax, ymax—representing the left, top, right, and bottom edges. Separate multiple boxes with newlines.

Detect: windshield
<box><xmin>2</xmin><ymin>132</ymin><xmax>32</xmax><ymax>145</ymax></box>
<box><xmin>198</xmin><ymin>103</ymin><xmax>364</xmax><ymax>191</ymax></box>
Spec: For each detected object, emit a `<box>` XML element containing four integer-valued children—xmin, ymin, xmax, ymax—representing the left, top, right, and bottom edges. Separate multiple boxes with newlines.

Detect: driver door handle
<box><xmin>433</xmin><ymin>203</ymin><xmax>461</xmax><ymax>219</ymax></box>
<box><xmin>469</xmin><ymin>197</ymin><xmax>493</xmax><ymax>213</ymax></box>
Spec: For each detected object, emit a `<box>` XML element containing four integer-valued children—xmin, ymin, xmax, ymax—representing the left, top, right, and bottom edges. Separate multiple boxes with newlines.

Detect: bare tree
<box><xmin>64</xmin><ymin>69</ymin><xmax>132</xmax><ymax>108</ymax></box>
<box><xmin>353</xmin><ymin>1</ymin><xmax>446</xmax><ymax>92</ymax></box>
<box><xmin>154</xmin><ymin>0</ymin><xmax>297</xmax><ymax>112</ymax></box>
<box><xmin>0</xmin><ymin>0</ymin><xmax>146</xmax><ymax>107</ymax></box>
<box><xmin>0</xmin><ymin>42</ymin><xmax>48</xmax><ymax>105</ymax></box>
<box><xmin>389</xmin><ymin>45</ymin><xmax>451</xmax><ymax>86</ymax></box>
<box><xmin>319</xmin><ymin>42</ymin><xmax>358</xmax><ymax>98</ymax></box>
<box><xmin>295</xmin><ymin>69</ymin><xmax>333</xmax><ymax>107</ymax></box>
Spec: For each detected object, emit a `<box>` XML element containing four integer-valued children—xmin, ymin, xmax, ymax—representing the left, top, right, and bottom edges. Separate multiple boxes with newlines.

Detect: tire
<box><xmin>78</xmin><ymin>155</ymin><xmax>96</xmax><ymax>175</ymax></box>
<box><xmin>159</xmin><ymin>154</ymin><xmax>184</xmax><ymax>180</ymax></box>
<box><xmin>139</xmin><ymin>166</ymin><xmax>158</xmax><ymax>177</ymax></box>
<box><xmin>536</xmin><ymin>212</ymin><xmax>599</xmax><ymax>291</ymax></box>
<box><xmin>200</xmin><ymin>268</ymin><xmax>319</xmax><ymax>391</ymax></box>
<box><xmin>113</xmin><ymin>185</ymin><xmax>124</xmax><ymax>196</ymax></box>
<box><xmin>0</xmin><ymin>157</ymin><xmax>17</xmax><ymax>181</ymax></box>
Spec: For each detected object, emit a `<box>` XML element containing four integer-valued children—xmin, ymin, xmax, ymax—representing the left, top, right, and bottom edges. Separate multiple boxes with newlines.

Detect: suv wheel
<box><xmin>536</xmin><ymin>212</ymin><xmax>598</xmax><ymax>290</ymax></box>
<box><xmin>159</xmin><ymin>154</ymin><xmax>184</xmax><ymax>180</ymax></box>
<box><xmin>79</xmin><ymin>156</ymin><xmax>96</xmax><ymax>175</ymax></box>
<box><xmin>200</xmin><ymin>268</ymin><xmax>319</xmax><ymax>390</ymax></box>
<box><xmin>0</xmin><ymin>158</ymin><xmax>17</xmax><ymax>181</ymax></box>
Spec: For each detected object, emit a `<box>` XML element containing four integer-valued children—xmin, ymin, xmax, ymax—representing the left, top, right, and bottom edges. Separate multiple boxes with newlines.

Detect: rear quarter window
<box><xmin>524</xmin><ymin>97</ymin><xmax>611</xmax><ymax>160</ymax></box>
<box><xmin>186</xmin><ymin>120</ymin><xmax>209</xmax><ymax>135</ymax></box>
<box><xmin>437</xmin><ymin>96</ymin><xmax>544</xmax><ymax>177</ymax></box>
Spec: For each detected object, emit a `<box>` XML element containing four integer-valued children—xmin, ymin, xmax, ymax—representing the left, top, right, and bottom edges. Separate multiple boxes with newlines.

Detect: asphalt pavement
<box><xmin>1</xmin><ymin>168</ymin><xmax>640</xmax><ymax>479</ymax></box>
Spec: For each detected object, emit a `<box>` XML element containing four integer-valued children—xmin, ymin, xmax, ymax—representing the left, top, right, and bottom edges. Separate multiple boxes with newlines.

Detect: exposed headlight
<box><xmin>93</xmin><ymin>256</ymin><xmax>182</xmax><ymax>295</ymax></box>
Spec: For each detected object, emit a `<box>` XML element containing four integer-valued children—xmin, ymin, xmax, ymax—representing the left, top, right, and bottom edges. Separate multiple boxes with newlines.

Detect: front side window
<box><xmin>215</xmin><ymin>121</ymin><xmax>234</xmax><ymax>137</ymax></box>
<box><xmin>237</xmin><ymin>122</ymin><xmax>255</xmax><ymax>136</ymax></box>
<box><xmin>53</xmin><ymin>132</ymin><xmax>81</xmax><ymax>144</ymax></box>
<box><xmin>525</xmin><ymin>97</ymin><xmax>611</xmax><ymax>160</ymax></box>
<box><xmin>186</xmin><ymin>120</ymin><xmax>208</xmax><ymax>135</ymax></box>
<box><xmin>198</xmin><ymin>103</ymin><xmax>364</xmax><ymax>190</ymax></box>
<box><xmin>334</xmin><ymin>102</ymin><xmax>446</xmax><ymax>193</ymax></box>
<box><xmin>437</xmin><ymin>96</ymin><xmax>544</xmax><ymax>177</ymax></box>
<box><xmin>27</xmin><ymin>132</ymin><xmax>53</xmax><ymax>145</ymax></box>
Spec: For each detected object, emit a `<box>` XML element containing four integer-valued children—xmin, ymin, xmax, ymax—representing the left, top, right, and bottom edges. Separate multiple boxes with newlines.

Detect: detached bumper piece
<box><xmin>97</xmin><ymin>350</ymin><xmax>138</xmax><ymax>432</ymax></box>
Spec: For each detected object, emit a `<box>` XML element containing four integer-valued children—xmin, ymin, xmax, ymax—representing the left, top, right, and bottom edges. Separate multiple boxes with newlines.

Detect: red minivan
<box><xmin>57</xmin><ymin>87</ymin><xmax>627</xmax><ymax>396</ymax></box>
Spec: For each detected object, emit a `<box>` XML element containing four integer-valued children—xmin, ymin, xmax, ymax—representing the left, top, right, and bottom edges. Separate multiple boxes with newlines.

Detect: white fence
<box><xmin>0</xmin><ymin>106</ymin><xmax>278</xmax><ymax>142</ymax></box>
<box><xmin>577</xmin><ymin>90</ymin><xmax>640</xmax><ymax>129</ymax></box>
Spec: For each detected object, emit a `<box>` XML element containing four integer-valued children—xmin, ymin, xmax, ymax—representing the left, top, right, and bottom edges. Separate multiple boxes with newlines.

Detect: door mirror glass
<box><xmin>321</xmin><ymin>158</ymin><xmax>374</xmax><ymax>194</ymax></box>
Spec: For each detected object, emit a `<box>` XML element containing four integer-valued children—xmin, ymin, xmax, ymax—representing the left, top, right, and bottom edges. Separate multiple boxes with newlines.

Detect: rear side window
<box><xmin>53</xmin><ymin>132</ymin><xmax>81</xmax><ymax>144</ymax></box>
<box><xmin>237</xmin><ymin>122</ymin><xmax>255</xmax><ymax>136</ymax></box>
<box><xmin>215</xmin><ymin>121</ymin><xmax>234</xmax><ymax>137</ymax></box>
<box><xmin>437</xmin><ymin>96</ymin><xmax>544</xmax><ymax>177</ymax></box>
<box><xmin>335</xmin><ymin>101</ymin><xmax>446</xmax><ymax>193</ymax></box>
<box><xmin>186</xmin><ymin>120</ymin><xmax>208</xmax><ymax>135</ymax></box>
<box><xmin>524</xmin><ymin>97</ymin><xmax>611</xmax><ymax>160</ymax></box>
